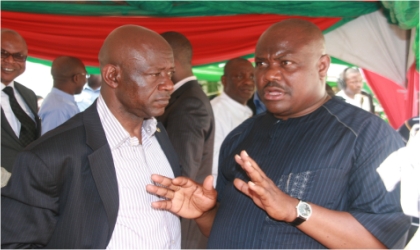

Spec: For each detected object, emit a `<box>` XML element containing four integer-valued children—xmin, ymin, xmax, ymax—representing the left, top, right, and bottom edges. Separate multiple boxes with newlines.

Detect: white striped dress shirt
<box><xmin>97</xmin><ymin>96</ymin><xmax>181</xmax><ymax>249</ymax></box>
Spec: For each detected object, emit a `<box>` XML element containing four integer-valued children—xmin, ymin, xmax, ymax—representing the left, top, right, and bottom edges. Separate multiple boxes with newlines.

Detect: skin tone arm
<box><xmin>147</xmin><ymin>150</ymin><xmax>386</xmax><ymax>248</ymax></box>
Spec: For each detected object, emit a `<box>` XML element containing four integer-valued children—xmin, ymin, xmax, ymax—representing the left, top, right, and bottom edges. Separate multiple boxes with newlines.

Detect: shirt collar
<box><xmin>83</xmin><ymin>84</ymin><xmax>101</xmax><ymax>92</ymax></box>
<box><xmin>220</xmin><ymin>92</ymin><xmax>253</xmax><ymax>114</ymax></box>
<box><xmin>1</xmin><ymin>82</ymin><xmax>15</xmax><ymax>90</ymax></box>
<box><xmin>51</xmin><ymin>87</ymin><xmax>76</xmax><ymax>101</ymax></box>
<box><xmin>97</xmin><ymin>94</ymin><xmax>158</xmax><ymax>150</ymax></box>
<box><xmin>173</xmin><ymin>76</ymin><xmax>197</xmax><ymax>92</ymax></box>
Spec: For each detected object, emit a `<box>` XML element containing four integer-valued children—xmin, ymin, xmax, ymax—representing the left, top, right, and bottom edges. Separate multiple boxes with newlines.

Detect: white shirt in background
<box><xmin>211</xmin><ymin>92</ymin><xmax>253</xmax><ymax>187</ymax></box>
<box><xmin>336</xmin><ymin>90</ymin><xmax>371</xmax><ymax>112</ymax></box>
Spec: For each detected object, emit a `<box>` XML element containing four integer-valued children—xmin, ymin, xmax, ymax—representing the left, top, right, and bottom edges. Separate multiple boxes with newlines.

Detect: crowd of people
<box><xmin>1</xmin><ymin>18</ymin><xmax>418</xmax><ymax>249</ymax></box>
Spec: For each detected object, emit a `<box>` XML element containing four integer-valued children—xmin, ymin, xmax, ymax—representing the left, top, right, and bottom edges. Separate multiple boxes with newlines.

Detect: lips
<box><xmin>1</xmin><ymin>67</ymin><xmax>14</xmax><ymax>72</ymax></box>
<box><xmin>155</xmin><ymin>97</ymin><xmax>170</xmax><ymax>106</ymax></box>
<box><xmin>263</xmin><ymin>86</ymin><xmax>288</xmax><ymax>101</ymax></box>
<box><xmin>241</xmin><ymin>88</ymin><xmax>255</xmax><ymax>94</ymax></box>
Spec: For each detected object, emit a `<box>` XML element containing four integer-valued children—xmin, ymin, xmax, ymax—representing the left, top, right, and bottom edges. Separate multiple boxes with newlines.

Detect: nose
<box><xmin>159</xmin><ymin>74</ymin><xmax>174</xmax><ymax>92</ymax></box>
<box><xmin>263</xmin><ymin>65</ymin><xmax>282</xmax><ymax>83</ymax></box>
<box><xmin>243</xmin><ymin>75</ymin><xmax>255</xmax><ymax>86</ymax></box>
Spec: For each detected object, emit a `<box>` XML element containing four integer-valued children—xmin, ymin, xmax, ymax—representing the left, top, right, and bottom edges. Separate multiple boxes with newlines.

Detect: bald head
<box><xmin>1</xmin><ymin>29</ymin><xmax>28</xmax><ymax>84</ymax></box>
<box><xmin>1</xmin><ymin>29</ymin><xmax>27</xmax><ymax>48</ymax></box>
<box><xmin>99</xmin><ymin>25</ymin><xmax>172</xmax><ymax>68</ymax></box>
<box><xmin>224</xmin><ymin>57</ymin><xmax>251</xmax><ymax>75</ymax></box>
<box><xmin>51</xmin><ymin>56</ymin><xmax>86</xmax><ymax>94</ymax></box>
<box><xmin>257</xmin><ymin>19</ymin><xmax>325</xmax><ymax>56</ymax></box>
<box><xmin>51</xmin><ymin>56</ymin><xmax>85</xmax><ymax>79</ymax></box>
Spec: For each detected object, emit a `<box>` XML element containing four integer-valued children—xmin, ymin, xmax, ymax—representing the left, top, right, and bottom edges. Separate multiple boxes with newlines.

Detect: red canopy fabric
<box><xmin>1</xmin><ymin>11</ymin><xmax>340</xmax><ymax>66</ymax></box>
<box><xmin>363</xmin><ymin>65</ymin><xmax>419</xmax><ymax>129</ymax></box>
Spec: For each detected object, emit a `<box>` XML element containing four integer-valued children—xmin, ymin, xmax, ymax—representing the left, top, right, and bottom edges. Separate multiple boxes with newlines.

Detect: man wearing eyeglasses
<box><xmin>38</xmin><ymin>56</ymin><xmax>87</xmax><ymax>135</ymax></box>
<box><xmin>1</xmin><ymin>28</ymin><xmax>41</xmax><ymax>173</ymax></box>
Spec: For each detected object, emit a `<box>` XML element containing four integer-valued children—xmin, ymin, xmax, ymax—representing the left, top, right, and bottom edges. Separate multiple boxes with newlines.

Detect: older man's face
<box><xmin>344</xmin><ymin>71</ymin><xmax>363</xmax><ymax>96</ymax></box>
<box><xmin>1</xmin><ymin>32</ymin><xmax>27</xmax><ymax>85</ymax></box>
<box><xmin>116</xmin><ymin>45</ymin><xmax>175</xmax><ymax>119</ymax></box>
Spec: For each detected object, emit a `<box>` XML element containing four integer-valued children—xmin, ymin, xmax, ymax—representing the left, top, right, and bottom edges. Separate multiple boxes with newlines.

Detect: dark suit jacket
<box><xmin>156</xmin><ymin>79</ymin><xmax>214</xmax><ymax>249</ymax></box>
<box><xmin>157</xmin><ymin>80</ymin><xmax>214</xmax><ymax>183</ymax></box>
<box><xmin>1</xmin><ymin>102</ymin><xmax>181</xmax><ymax>249</ymax></box>
<box><xmin>1</xmin><ymin>81</ymin><xmax>41</xmax><ymax>172</ymax></box>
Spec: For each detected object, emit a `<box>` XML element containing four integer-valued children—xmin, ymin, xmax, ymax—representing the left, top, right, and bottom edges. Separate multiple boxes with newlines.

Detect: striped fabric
<box><xmin>97</xmin><ymin>96</ymin><xmax>181</xmax><ymax>249</ymax></box>
<box><xmin>209</xmin><ymin>97</ymin><xmax>410</xmax><ymax>249</ymax></box>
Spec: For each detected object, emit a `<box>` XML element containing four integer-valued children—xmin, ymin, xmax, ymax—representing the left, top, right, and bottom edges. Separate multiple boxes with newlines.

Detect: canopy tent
<box><xmin>1</xmin><ymin>0</ymin><xmax>418</xmax><ymax>129</ymax></box>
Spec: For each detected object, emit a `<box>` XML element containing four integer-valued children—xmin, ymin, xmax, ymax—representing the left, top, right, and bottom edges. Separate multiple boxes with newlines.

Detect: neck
<box><xmin>1</xmin><ymin>81</ymin><xmax>13</xmax><ymax>86</ymax></box>
<box><xmin>102</xmin><ymin>92</ymin><xmax>144</xmax><ymax>142</ymax></box>
<box><xmin>54</xmin><ymin>84</ymin><xmax>74</xmax><ymax>95</ymax></box>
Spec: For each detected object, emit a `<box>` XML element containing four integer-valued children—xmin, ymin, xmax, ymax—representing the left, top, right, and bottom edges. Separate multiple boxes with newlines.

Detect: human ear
<box><xmin>102</xmin><ymin>64</ymin><xmax>119</xmax><ymax>89</ymax></box>
<box><xmin>318</xmin><ymin>54</ymin><xmax>330</xmax><ymax>79</ymax></box>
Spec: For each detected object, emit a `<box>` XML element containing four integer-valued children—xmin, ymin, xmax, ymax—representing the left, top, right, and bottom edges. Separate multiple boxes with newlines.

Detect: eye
<box><xmin>233</xmin><ymin>75</ymin><xmax>244</xmax><ymax>80</ymax></box>
<box><xmin>281</xmin><ymin>60</ymin><xmax>292</xmax><ymax>66</ymax></box>
<box><xmin>146</xmin><ymin>72</ymin><xmax>161</xmax><ymax>78</ymax></box>
<box><xmin>255</xmin><ymin>61</ymin><xmax>267</xmax><ymax>67</ymax></box>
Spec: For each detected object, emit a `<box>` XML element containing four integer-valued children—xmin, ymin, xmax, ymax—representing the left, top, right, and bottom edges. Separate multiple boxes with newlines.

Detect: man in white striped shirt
<box><xmin>2</xmin><ymin>25</ymin><xmax>182</xmax><ymax>249</ymax></box>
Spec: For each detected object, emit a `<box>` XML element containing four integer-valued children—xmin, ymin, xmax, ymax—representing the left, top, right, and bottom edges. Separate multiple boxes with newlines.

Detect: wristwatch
<box><xmin>290</xmin><ymin>200</ymin><xmax>312</xmax><ymax>226</ymax></box>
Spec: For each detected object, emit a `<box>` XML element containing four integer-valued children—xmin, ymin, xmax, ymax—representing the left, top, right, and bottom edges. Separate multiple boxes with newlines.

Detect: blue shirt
<box><xmin>74</xmin><ymin>85</ymin><xmax>101</xmax><ymax>111</ymax></box>
<box><xmin>208</xmin><ymin>97</ymin><xmax>410</xmax><ymax>249</ymax></box>
<box><xmin>253</xmin><ymin>92</ymin><xmax>266</xmax><ymax>115</ymax></box>
<box><xmin>38</xmin><ymin>88</ymin><xmax>79</xmax><ymax>135</ymax></box>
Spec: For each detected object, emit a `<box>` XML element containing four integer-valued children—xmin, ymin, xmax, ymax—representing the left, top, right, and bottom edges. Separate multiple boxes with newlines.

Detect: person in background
<box><xmin>147</xmin><ymin>19</ymin><xmax>410</xmax><ymax>249</ymax></box>
<box><xmin>75</xmin><ymin>74</ymin><xmax>101</xmax><ymax>111</ymax></box>
<box><xmin>36</xmin><ymin>95</ymin><xmax>44</xmax><ymax>111</ymax></box>
<box><xmin>38</xmin><ymin>56</ymin><xmax>86</xmax><ymax>135</ymax></box>
<box><xmin>1</xmin><ymin>28</ymin><xmax>41</xmax><ymax>173</ymax></box>
<box><xmin>397</xmin><ymin>115</ymin><xmax>420</xmax><ymax>144</ymax></box>
<box><xmin>2</xmin><ymin>24</ymin><xmax>181</xmax><ymax>249</ymax></box>
<box><xmin>251</xmin><ymin>91</ymin><xmax>266</xmax><ymax>115</ymax></box>
<box><xmin>325</xmin><ymin>84</ymin><xmax>336</xmax><ymax>97</ymax></box>
<box><xmin>157</xmin><ymin>31</ymin><xmax>214</xmax><ymax>249</ymax></box>
<box><xmin>211</xmin><ymin>57</ymin><xmax>254</xmax><ymax>186</ymax></box>
<box><xmin>336</xmin><ymin>67</ymin><xmax>374</xmax><ymax>113</ymax></box>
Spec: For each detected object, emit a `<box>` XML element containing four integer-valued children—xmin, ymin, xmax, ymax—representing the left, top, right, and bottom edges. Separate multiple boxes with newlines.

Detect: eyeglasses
<box><xmin>1</xmin><ymin>49</ymin><xmax>27</xmax><ymax>62</ymax></box>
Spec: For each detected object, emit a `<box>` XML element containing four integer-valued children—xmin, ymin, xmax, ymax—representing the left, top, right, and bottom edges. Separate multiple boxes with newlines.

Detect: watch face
<box><xmin>298</xmin><ymin>203</ymin><xmax>311</xmax><ymax>217</ymax></box>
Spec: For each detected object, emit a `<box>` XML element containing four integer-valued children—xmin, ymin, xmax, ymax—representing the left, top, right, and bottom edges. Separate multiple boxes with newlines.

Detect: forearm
<box><xmin>298</xmin><ymin>203</ymin><xmax>385</xmax><ymax>249</ymax></box>
<box><xmin>195</xmin><ymin>203</ymin><xmax>219</xmax><ymax>237</ymax></box>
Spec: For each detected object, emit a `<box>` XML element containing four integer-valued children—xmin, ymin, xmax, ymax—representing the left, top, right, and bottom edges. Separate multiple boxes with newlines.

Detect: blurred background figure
<box><xmin>38</xmin><ymin>56</ymin><xmax>86</xmax><ymax>135</ymax></box>
<box><xmin>211</xmin><ymin>57</ymin><xmax>254</xmax><ymax>186</ymax></box>
<box><xmin>336</xmin><ymin>67</ymin><xmax>375</xmax><ymax>113</ymax></box>
<box><xmin>75</xmin><ymin>74</ymin><xmax>101</xmax><ymax>111</ymax></box>
<box><xmin>157</xmin><ymin>31</ymin><xmax>214</xmax><ymax>249</ymax></box>
<box><xmin>1</xmin><ymin>28</ymin><xmax>41</xmax><ymax>173</ymax></box>
<box><xmin>36</xmin><ymin>95</ymin><xmax>44</xmax><ymax>111</ymax></box>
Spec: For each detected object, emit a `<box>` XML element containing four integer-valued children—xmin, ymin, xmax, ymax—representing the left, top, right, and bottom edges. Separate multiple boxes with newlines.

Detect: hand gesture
<box><xmin>146</xmin><ymin>174</ymin><xmax>217</xmax><ymax>219</ymax></box>
<box><xmin>233</xmin><ymin>150</ymin><xmax>297</xmax><ymax>222</ymax></box>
